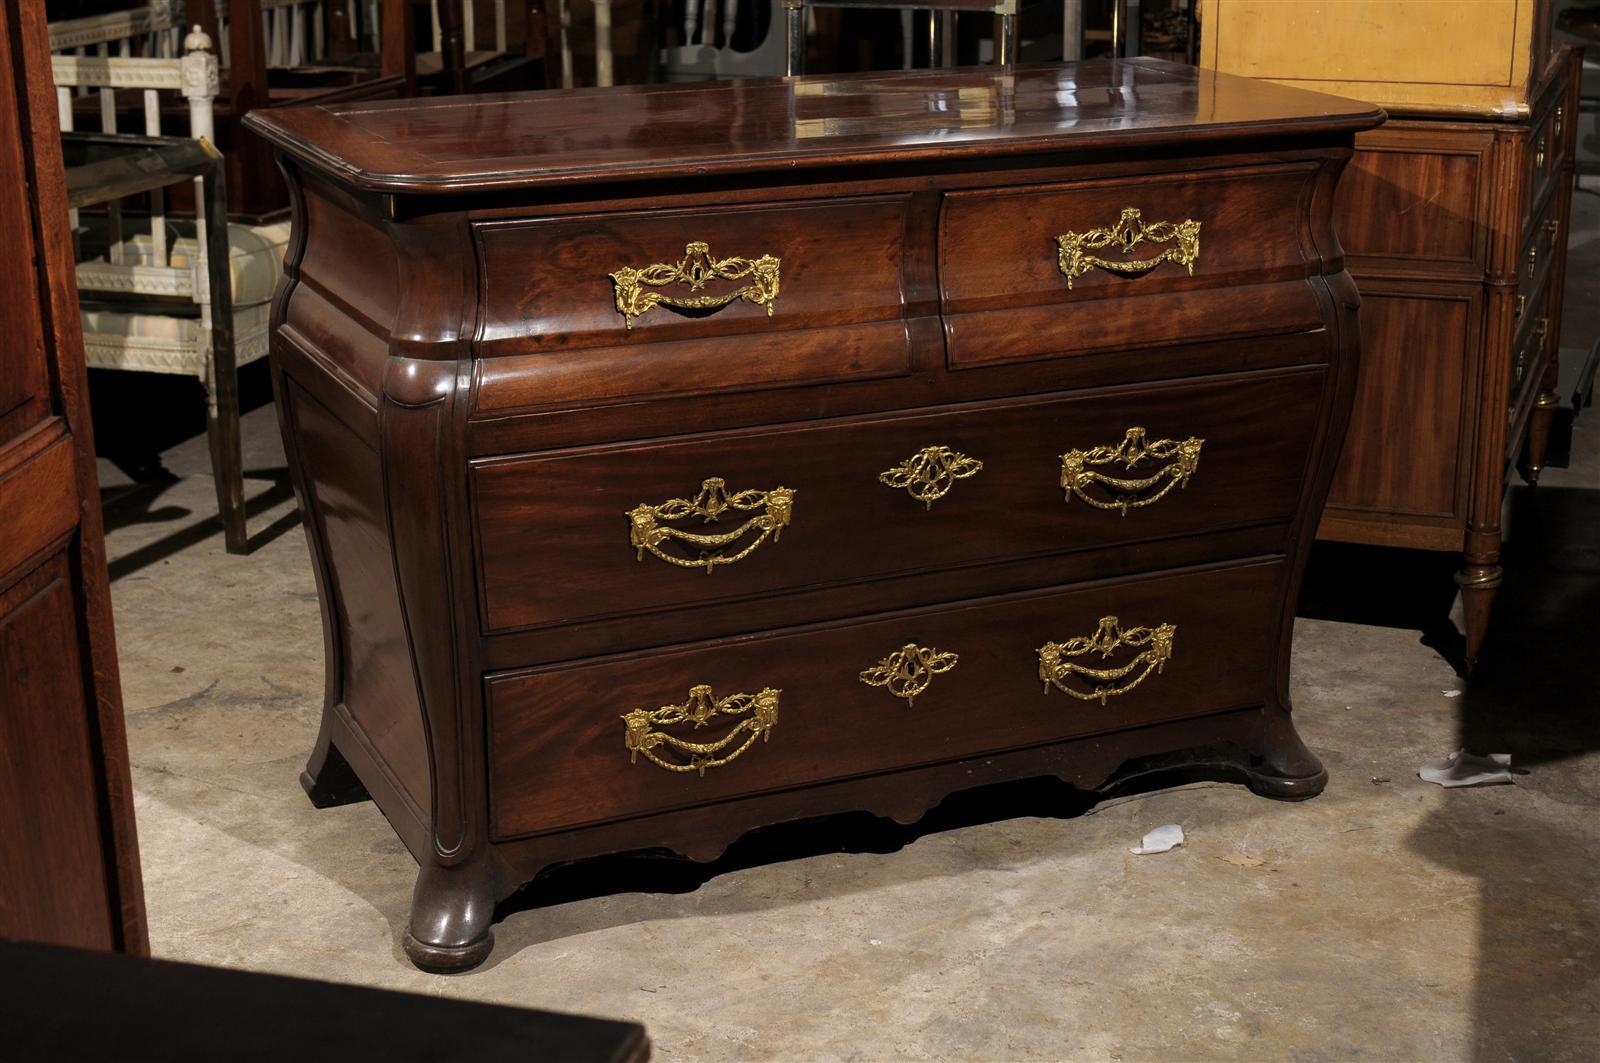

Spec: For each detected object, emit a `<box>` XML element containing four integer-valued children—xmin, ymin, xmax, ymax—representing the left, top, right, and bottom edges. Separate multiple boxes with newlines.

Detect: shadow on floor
<box><xmin>1411</xmin><ymin>482</ymin><xmax>1600</xmax><ymax>1061</ymax></box>
<box><xmin>102</xmin><ymin>470</ymin><xmax>300</xmax><ymax>581</ymax></box>
<box><xmin>1298</xmin><ymin>539</ymin><xmax>1468</xmax><ymax>671</ymax></box>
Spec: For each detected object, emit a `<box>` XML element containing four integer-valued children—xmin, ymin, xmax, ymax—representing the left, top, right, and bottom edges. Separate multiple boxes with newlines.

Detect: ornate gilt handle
<box><xmin>627</xmin><ymin>477</ymin><xmax>795</xmax><ymax>574</ymax></box>
<box><xmin>1060</xmin><ymin>427</ymin><xmax>1203</xmax><ymax>515</ymax></box>
<box><xmin>1056</xmin><ymin>207</ymin><xmax>1201</xmax><ymax>289</ymax></box>
<box><xmin>878</xmin><ymin>445</ymin><xmax>983</xmax><ymax>509</ymax></box>
<box><xmin>858</xmin><ymin>642</ymin><xmax>958</xmax><ymax>708</ymax></box>
<box><xmin>609</xmin><ymin>241</ymin><xmax>781</xmax><ymax>330</ymax></box>
<box><xmin>621</xmin><ymin>684</ymin><xmax>781</xmax><ymax>776</ymax></box>
<box><xmin>1038</xmin><ymin>616</ymin><xmax>1176</xmax><ymax>704</ymax></box>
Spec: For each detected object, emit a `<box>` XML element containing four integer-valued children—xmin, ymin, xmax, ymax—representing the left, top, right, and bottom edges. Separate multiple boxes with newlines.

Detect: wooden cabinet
<box><xmin>1315</xmin><ymin>50</ymin><xmax>1583</xmax><ymax>670</ymax></box>
<box><xmin>0</xmin><ymin>0</ymin><xmax>145</xmax><ymax>952</ymax></box>
<box><xmin>247</xmin><ymin>60</ymin><xmax>1380</xmax><ymax>970</ymax></box>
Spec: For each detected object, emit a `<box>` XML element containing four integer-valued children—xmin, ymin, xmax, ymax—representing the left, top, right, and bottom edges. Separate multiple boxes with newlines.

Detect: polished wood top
<box><xmin>245</xmin><ymin>59</ymin><xmax>1384</xmax><ymax>194</ymax></box>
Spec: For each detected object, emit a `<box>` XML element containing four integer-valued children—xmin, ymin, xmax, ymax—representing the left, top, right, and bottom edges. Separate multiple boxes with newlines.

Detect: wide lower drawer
<box><xmin>471</xmin><ymin>368</ymin><xmax>1323</xmax><ymax>633</ymax></box>
<box><xmin>487</xmin><ymin>559</ymin><xmax>1285</xmax><ymax>840</ymax></box>
<box><xmin>938</xmin><ymin>163</ymin><xmax>1327</xmax><ymax>369</ymax></box>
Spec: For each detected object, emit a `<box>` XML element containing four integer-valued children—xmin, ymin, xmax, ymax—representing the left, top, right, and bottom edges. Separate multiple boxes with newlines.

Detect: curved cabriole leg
<box><xmin>403</xmin><ymin>860</ymin><xmax>497</xmax><ymax>973</ymax></box>
<box><xmin>1236</xmin><ymin>705</ymin><xmax>1329</xmax><ymax>801</ymax></box>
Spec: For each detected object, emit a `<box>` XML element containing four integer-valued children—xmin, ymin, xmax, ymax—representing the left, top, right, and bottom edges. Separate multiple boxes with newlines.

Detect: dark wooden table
<box><xmin>0</xmin><ymin>938</ymin><xmax>650</xmax><ymax>1062</ymax></box>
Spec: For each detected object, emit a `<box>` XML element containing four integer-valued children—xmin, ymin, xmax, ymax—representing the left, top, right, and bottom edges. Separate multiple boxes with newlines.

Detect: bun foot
<box><xmin>405</xmin><ymin>860</ymin><xmax>498</xmax><ymax>972</ymax></box>
<box><xmin>1239</xmin><ymin>760</ymin><xmax>1328</xmax><ymax>801</ymax></box>
<box><xmin>403</xmin><ymin>928</ymin><xmax>495</xmax><ymax>973</ymax></box>
<box><xmin>1240</xmin><ymin>707</ymin><xmax>1328</xmax><ymax>802</ymax></box>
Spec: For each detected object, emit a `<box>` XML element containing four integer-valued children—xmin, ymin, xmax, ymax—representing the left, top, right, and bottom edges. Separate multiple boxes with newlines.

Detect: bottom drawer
<box><xmin>488</xmin><ymin>560</ymin><xmax>1286</xmax><ymax>840</ymax></box>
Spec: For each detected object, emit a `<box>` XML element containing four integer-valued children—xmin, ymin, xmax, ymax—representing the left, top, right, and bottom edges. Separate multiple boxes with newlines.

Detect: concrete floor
<box><xmin>97</xmin><ymin>189</ymin><xmax>1600</xmax><ymax>1061</ymax></box>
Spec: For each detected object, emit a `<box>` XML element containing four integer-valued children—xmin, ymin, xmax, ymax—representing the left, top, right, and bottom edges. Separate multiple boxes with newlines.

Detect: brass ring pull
<box><xmin>858</xmin><ymin>642</ymin><xmax>959</xmax><ymax>708</ymax></box>
<box><xmin>1060</xmin><ymin>427</ymin><xmax>1203</xmax><ymax>515</ymax></box>
<box><xmin>627</xmin><ymin>477</ymin><xmax>795</xmax><ymax>574</ymax></box>
<box><xmin>609</xmin><ymin>241</ymin><xmax>781</xmax><ymax>330</ymax></box>
<box><xmin>1038</xmin><ymin>616</ymin><xmax>1177</xmax><ymax>704</ymax></box>
<box><xmin>1056</xmin><ymin>207</ymin><xmax>1201</xmax><ymax>290</ymax></box>
<box><xmin>621</xmin><ymin>684</ymin><xmax>781</xmax><ymax>776</ymax></box>
<box><xmin>878</xmin><ymin>445</ymin><xmax>983</xmax><ymax>509</ymax></box>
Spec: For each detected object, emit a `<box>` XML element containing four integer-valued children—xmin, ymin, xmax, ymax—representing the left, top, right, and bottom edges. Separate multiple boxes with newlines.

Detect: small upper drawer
<box><xmin>1523</xmin><ymin>93</ymin><xmax>1566</xmax><ymax>224</ymax></box>
<box><xmin>938</xmin><ymin>164</ymin><xmax>1326</xmax><ymax>370</ymax></box>
<box><xmin>472</xmin><ymin>196</ymin><xmax>916</xmax><ymax>414</ymax></box>
<box><xmin>470</xmin><ymin>368</ymin><xmax>1323</xmax><ymax>634</ymax></box>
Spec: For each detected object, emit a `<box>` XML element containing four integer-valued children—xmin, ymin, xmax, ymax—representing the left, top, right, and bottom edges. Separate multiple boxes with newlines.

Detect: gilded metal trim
<box><xmin>878</xmin><ymin>445</ymin><xmax>983</xmax><ymax>509</ymax></box>
<box><xmin>621</xmin><ymin>684</ymin><xmax>781</xmax><ymax>776</ymax></box>
<box><xmin>1060</xmin><ymin>427</ymin><xmax>1203</xmax><ymax>514</ymax></box>
<box><xmin>1038</xmin><ymin>617</ymin><xmax>1176</xmax><ymax>705</ymax></box>
<box><xmin>609</xmin><ymin>241</ymin><xmax>781</xmax><ymax>329</ymax></box>
<box><xmin>627</xmin><ymin>477</ymin><xmax>795</xmax><ymax>574</ymax></box>
<box><xmin>858</xmin><ymin>642</ymin><xmax>959</xmax><ymax>708</ymax></box>
<box><xmin>1055</xmin><ymin>207</ymin><xmax>1201</xmax><ymax>290</ymax></box>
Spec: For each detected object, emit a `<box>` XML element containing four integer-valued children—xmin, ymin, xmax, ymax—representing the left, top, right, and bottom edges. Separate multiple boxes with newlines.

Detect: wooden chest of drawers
<box><xmin>246</xmin><ymin>60</ymin><xmax>1381</xmax><ymax>971</ymax></box>
<box><xmin>1317</xmin><ymin>48</ymin><xmax>1582</xmax><ymax>671</ymax></box>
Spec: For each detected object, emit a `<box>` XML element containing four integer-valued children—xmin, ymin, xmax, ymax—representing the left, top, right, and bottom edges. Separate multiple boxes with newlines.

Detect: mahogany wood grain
<box><xmin>256</xmin><ymin>59</ymin><xmax>1377</xmax><ymax>970</ymax></box>
<box><xmin>1333</xmin><ymin>129</ymin><xmax>1491</xmax><ymax>274</ymax></box>
<box><xmin>1324</xmin><ymin>286</ymin><xmax>1478</xmax><ymax>523</ymax></box>
<box><xmin>489</xmin><ymin>560</ymin><xmax>1285</xmax><ymax>840</ymax></box>
<box><xmin>0</xmin><ymin>0</ymin><xmax>145</xmax><ymax>953</ymax></box>
<box><xmin>472</xmin><ymin>369</ymin><xmax>1323</xmax><ymax>634</ymax></box>
<box><xmin>939</xmin><ymin>163</ymin><xmax>1323</xmax><ymax>366</ymax></box>
<box><xmin>245</xmin><ymin>60</ymin><xmax>1383</xmax><ymax>195</ymax></box>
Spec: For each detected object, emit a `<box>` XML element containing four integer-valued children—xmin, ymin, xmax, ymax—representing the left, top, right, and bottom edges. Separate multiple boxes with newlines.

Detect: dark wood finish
<box><xmin>472</xmin><ymin>370</ymin><xmax>1322</xmax><ymax>634</ymax></box>
<box><xmin>489</xmin><ymin>560</ymin><xmax>1287</xmax><ymax>839</ymax></box>
<box><xmin>938</xmin><ymin>163</ymin><xmax>1326</xmax><ymax>366</ymax></box>
<box><xmin>247</xmin><ymin>59</ymin><xmax>1377</xmax><ymax>971</ymax></box>
<box><xmin>1</xmin><ymin>939</ymin><xmax>649</xmax><ymax>1062</ymax></box>
<box><xmin>0</xmin><ymin>0</ymin><xmax>145</xmax><ymax>952</ymax></box>
<box><xmin>1318</xmin><ymin>47</ymin><xmax>1583</xmax><ymax>673</ymax></box>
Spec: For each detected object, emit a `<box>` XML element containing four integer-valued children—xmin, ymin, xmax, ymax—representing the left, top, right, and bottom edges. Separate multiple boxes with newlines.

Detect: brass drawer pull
<box><xmin>878</xmin><ymin>445</ymin><xmax>983</xmax><ymax>509</ymax></box>
<box><xmin>1536</xmin><ymin>135</ymin><xmax>1547</xmax><ymax>170</ymax></box>
<box><xmin>859</xmin><ymin>642</ymin><xmax>959</xmax><ymax>708</ymax></box>
<box><xmin>627</xmin><ymin>477</ymin><xmax>795</xmax><ymax>574</ymax></box>
<box><xmin>609</xmin><ymin>241</ymin><xmax>781</xmax><ymax>330</ymax></box>
<box><xmin>1060</xmin><ymin>427</ymin><xmax>1204</xmax><ymax>514</ymax></box>
<box><xmin>1056</xmin><ymin>207</ymin><xmax>1201</xmax><ymax>290</ymax></box>
<box><xmin>1038</xmin><ymin>616</ymin><xmax>1177</xmax><ymax>704</ymax></box>
<box><xmin>1555</xmin><ymin>105</ymin><xmax>1565</xmax><ymax>141</ymax></box>
<box><xmin>621</xmin><ymin>684</ymin><xmax>781</xmax><ymax>776</ymax></box>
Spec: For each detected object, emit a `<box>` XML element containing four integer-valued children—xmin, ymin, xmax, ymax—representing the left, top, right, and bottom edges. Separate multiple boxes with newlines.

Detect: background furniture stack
<box><xmin>1201</xmin><ymin>0</ymin><xmax>1583</xmax><ymax>673</ymax></box>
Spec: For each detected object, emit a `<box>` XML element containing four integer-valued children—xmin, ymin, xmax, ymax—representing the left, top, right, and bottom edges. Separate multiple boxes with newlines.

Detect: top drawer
<box><xmin>938</xmin><ymin>164</ymin><xmax>1326</xmax><ymax>370</ymax></box>
<box><xmin>472</xmin><ymin>196</ymin><xmax>916</xmax><ymax>415</ymax></box>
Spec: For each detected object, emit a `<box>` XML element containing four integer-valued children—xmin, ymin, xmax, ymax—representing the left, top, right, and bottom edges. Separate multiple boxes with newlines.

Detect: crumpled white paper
<box><xmin>1130</xmin><ymin>824</ymin><xmax>1185</xmax><ymax>855</ymax></box>
<box><xmin>1418</xmin><ymin>750</ymin><xmax>1514</xmax><ymax>788</ymax></box>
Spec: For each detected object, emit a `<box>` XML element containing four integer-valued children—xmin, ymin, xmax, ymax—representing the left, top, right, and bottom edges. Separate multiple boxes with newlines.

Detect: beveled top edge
<box><xmin>244</xmin><ymin>59</ymin><xmax>1385</xmax><ymax>196</ymax></box>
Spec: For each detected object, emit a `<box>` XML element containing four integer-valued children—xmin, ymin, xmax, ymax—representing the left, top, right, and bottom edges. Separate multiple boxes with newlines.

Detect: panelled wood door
<box><xmin>0</xmin><ymin>0</ymin><xmax>146</xmax><ymax>952</ymax></box>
